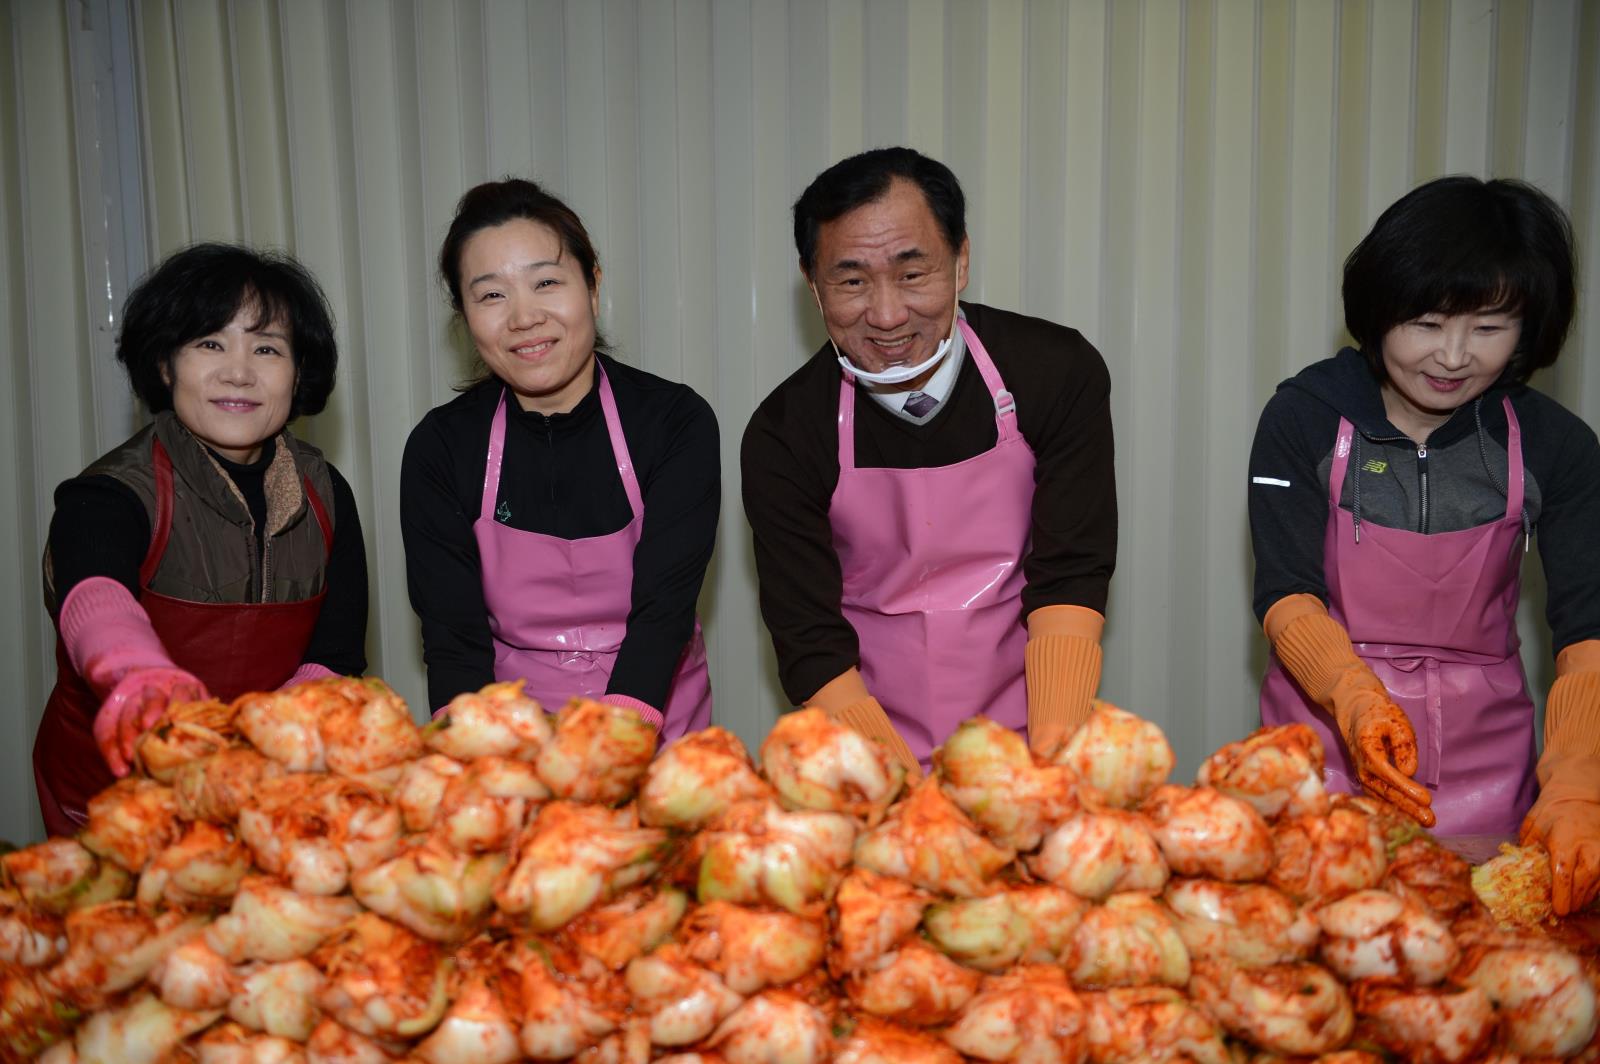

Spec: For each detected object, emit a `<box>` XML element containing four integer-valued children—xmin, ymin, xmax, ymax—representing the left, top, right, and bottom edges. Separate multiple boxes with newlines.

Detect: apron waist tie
<box><xmin>496</xmin><ymin>645</ymin><xmax>612</xmax><ymax>666</ymax></box>
<box><xmin>1381</xmin><ymin>654</ymin><xmax>1443</xmax><ymax>788</ymax></box>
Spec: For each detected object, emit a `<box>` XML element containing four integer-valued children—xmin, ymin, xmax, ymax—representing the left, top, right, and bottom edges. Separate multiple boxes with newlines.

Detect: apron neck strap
<box><xmin>959</xmin><ymin>318</ymin><xmax>1020</xmax><ymax>441</ymax></box>
<box><xmin>595</xmin><ymin>362</ymin><xmax>644</xmax><ymax>519</ymax></box>
<box><xmin>482</xmin><ymin>392</ymin><xmax>510</xmax><ymax>522</ymax></box>
<box><xmin>143</xmin><ymin>438</ymin><xmax>176</xmax><ymax>587</ymax></box>
<box><xmin>837</xmin><ymin>373</ymin><xmax>859</xmax><ymax>473</ymax></box>
<box><xmin>1329</xmin><ymin>418</ymin><xmax>1356</xmax><ymax>505</ymax></box>
<box><xmin>302</xmin><ymin>475</ymin><xmax>333</xmax><ymax>560</ymax></box>
<box><xmin>483</xmin><ymin>363</ymin><xmax>642</xmax><ymax>522</ymax></box>
<box><xmin>1501</xmin><ymin>396</ymin><xmax>1524</xmax><ymax>518</ymax></box>
<box><xmin>835</xmin><ymin>318</ymin><xmax>1020</xmax><ymax>471</ymax></box>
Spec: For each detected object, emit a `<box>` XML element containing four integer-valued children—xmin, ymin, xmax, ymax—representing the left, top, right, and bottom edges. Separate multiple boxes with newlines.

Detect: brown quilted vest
<box><xmin>44</xmin><ymin>412</ymin><xmax>334</xmax><ymax>609</ymax></box>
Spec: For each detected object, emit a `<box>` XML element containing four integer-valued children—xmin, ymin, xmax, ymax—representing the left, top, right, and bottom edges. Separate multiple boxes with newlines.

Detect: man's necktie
<box><xmin>903</xmin><ymin>391</ymin><xmax>938</xmax><ymax>418</ymax></box>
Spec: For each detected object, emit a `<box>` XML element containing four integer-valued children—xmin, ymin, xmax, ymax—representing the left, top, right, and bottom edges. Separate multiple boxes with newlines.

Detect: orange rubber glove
<box><xmin>804</xmin><ymin>668</ymin><xmax>922</xmax><ymax>781</ymax></box>
<box><xmin>1265</xmin><ymin>594</ymin><xmax>1435</xmax><ymax>827</ymax></box>
<box><xmin>1520</xmin><ymin>639</ymin><xmax>1600</xmax><ymax>916</ymax></box>
<box><xmin>1025</xmin><ymin>605</ymin><xmax>1105</xmax><ymax>757</ymax></box>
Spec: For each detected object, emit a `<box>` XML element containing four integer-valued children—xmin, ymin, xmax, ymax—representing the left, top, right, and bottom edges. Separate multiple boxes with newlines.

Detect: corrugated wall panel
<box><xmin>1492</xmin><ymin>1</ymin><xmax>1531</xmax><ymax>179</ymax></box>
<box><xmin>137</xmin><ymin>0</ymin><xmax>189</xmax><ymax>251</ymax></box>
<box><xmin>228</xmin><ymin>0</ymin><xmax>294</xmax><ymax>247</ymax></box>
<box><xmin>825</xmin><ymin>0</ymin><xmax>864</xmax><ymax>159</ymax></box>
<box><xmin>1443</xmin><ymin>0</ymin><xmax>1494</xmax><ymax>174</ymax></box>
<box><xmin>1096</xmin><ymin>0</ymin><xmax>1140</xmax><ymax>708</ymax></box>
<box><xmin>414</xmin><ymin>0</ymin><xmax>483</xmax><ymax>400</ymax></box>
<box><xmin>1020</xmin><ymin>0</ymin><xmax>1067</xmax><ymax>321</ymax></box>
<box><xmin>1364</xmin><ymin>0</ymin><xmax>1416</xmax><ymax>214</ymax></box>
<box><xmin>636</xmin><ymin>1</ymin><xmax>685</xmax><ymax>385</ymax></box>
<box><xmin>1282</xmin><ymin>0</ymin><xmax>1339</xmax><ymax>383</ymax></box>
<box><xmin>173</xmin><ymin>0</ymin><xmax>243</xmax><ymax>236</ymax></box>
<box><xmin>1124</xmin><ymin>0</ymin><xmax>1186</xmax><ymax>740</ymax></box>
<box><xmin>1413</xmin><ymin>0</ymin><xmax>1446</xmax><ymax>179</ymax></box>
<box><xmin>904</xmin><ymin>0</ymin><xmax>944</xmax><ymax>157</ymax></box>
<box><xmin>1060</xmin><ymin>0</ymin><xmax>1108</xmax><ymax>341</ymax></box>
<box><xmin>1578</xmin><ymin>2</ymin><xmax>1600</xmax><ymax>424</ymax></box>
<box><xmin>1200</xmin><ymin>0</ymin><xmax>1259</xmax><ymax>756</ymax></box>
<box><xmin>745</xmin><ymin>0</ymin><xmax>800</xmax><ymax>736</ymax></box>
<box><xmin>0</xmin><ymin>0</ymin><xmax>50</xmax><ymax>845</ymax></box>
<box><xmin>1171</xmin><ymin>0</ymin><xmax>1216</xmax><ymax>765</ymax></box>
<box><xmin>345</xmin><ymin>0</ymin><xmax>433</xmax><ymax>707</ymax></box>
<box><xmin>4</xmin><ymin>0</ymin><xmax>1599</xmax><ymax>839</ymax></box>
<box><xmin>1249</xmin><ymin>0</ymin><xmax>1288</xmax><ymax>405</ymax></box>
<box><xmin>978</xmin><ymin>1</ymin><xmax>1025</xmax><ymax>304</ymax></box>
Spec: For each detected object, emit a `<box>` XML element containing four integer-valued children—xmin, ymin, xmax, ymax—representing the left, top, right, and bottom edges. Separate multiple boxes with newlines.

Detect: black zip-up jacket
<box><xmin>401</xmin><ymin>354</ymin><xmax>720</xmax><ymax>711</ymax></box>
<box><xmin>1248</xmin><ymin>347</ymin><xmax>1600</xmax><ymax>658</ymax></box>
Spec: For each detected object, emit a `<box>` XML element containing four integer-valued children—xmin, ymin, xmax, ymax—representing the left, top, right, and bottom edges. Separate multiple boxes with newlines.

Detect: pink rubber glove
<box><xmin>59</xmin><ymin>577</ymin><xmax>208</xmax><ymax>776</ymax></box>
<box><xmin>93</xmin><ymin>668</ymin><xmax>208</xmax><ymax>776</ymax></box>
<box><xmin>603</xmin><ymin>693</ymin><xmax>665</xmax><ymax>732</ymax></box>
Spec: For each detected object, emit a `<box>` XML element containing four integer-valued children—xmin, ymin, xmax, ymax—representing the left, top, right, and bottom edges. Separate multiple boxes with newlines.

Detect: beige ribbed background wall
<box><xmin>2</xmin><ymin>0</ymin><xmax>1596</xmax><ymax>844</ymax></box>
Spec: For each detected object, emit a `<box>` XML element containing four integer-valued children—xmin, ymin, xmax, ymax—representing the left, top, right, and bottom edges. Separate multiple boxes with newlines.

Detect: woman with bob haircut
<box><xmin>34</xmin><ymin>243</ymin><xmax>368</xmax><ymax>836</ymax></box>
<box><xmin>1250</xmin><ymin>176</ymin><xmax>1600</xmax><ymax>914</ymax></box>
<box><xmin>400</xmin><ymin>178</ymin><xmax>718</xmax><ymax>739</ymax></box>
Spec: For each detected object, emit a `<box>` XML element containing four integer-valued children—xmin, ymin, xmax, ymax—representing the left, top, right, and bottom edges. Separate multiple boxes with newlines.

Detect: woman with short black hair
<box><xmin>401</xmin><ymin>178</ymin><xmax>718</xmax><ymax>736</ymax></box>
<box><xmin>34</xmin><ymin>242</ymin><xmax>368</xmax><ymax>836</ymax></box>
<box><xmin>1341</xmin><ymin>175</ymin><xmax>1576</xmax><ymax>383</ymax></box>
<box><xmin>115</xmin><ymin>242</ymin><xmax>341</xmax><ymax>417</ymax></box>
<box><xmin>1249</xmin><ymin>176</ymin><xmax>1600</xmax><ymax>914</ymax></box>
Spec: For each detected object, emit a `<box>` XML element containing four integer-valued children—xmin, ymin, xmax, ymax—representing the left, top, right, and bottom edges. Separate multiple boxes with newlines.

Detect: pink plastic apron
<box><xmin>35</xmin><ymin>438</ymin><xmax>330</xmax><ymax>836</ymax></box>
<box><xmin>472</xmin><ymin>367</ymin><xmax>712</xmax><ymax>743</ymax></box>
<box><xmin>1261</xmin><ymin>396</ymin><xmax>1537</xmax><ymax>837</ymax></box>
<box><xmin>829</xmin><ymin>319</ymin><xmax>1036</xmax><ymax>765</ymax></box>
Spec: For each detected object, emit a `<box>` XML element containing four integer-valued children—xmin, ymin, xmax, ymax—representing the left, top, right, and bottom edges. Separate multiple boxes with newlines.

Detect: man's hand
<box><xmin>1343</xmin><ymin>693</ymin><xmax>1435</xmax><ymax>827</ymax></box>
<box><xmin>92</xmin><ymin>667</ymin><xmax>208</xmax><ymax>776</ymax></box>
<box><xmin>1024</xmin><ymin>607</ymin><xmax>1105</xmax><ymax>760</ymax></box>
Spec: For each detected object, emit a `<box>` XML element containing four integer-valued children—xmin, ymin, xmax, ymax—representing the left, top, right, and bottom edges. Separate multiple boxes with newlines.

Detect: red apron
<box><xmin>33</xmin><ymin>439</ymin><xmax>330</xmax><ymax>837</ymax></box>
<box><xmin>828</xmin><ymin>319</ymin><xmax>1036</xmax><ymax>766</ymax></box>
<box><xmin>1261</xmin><ymin>397</ymin><xmax>1537</xmax><ymax>837</ymax></box>
<box><xmin>471</xmin><ymin>367</ymin><xmax>713</xmax><ymax>742</ymax></box>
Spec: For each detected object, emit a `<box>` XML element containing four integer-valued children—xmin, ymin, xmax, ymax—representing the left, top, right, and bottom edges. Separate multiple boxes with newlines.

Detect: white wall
<box><xmin>2</xmin><ymin>0</ymin><xmax>1597</xmax><ymax>844</ymax></box>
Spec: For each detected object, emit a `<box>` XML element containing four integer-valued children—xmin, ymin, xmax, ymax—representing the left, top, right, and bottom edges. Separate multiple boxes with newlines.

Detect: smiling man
<box><xmin>741</xmin><ymin>147</ymin><xmax>1117</xmax><ymax>772</ymax></box>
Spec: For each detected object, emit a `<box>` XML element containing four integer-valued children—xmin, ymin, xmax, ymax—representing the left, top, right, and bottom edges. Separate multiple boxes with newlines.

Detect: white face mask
<box><xmin>809</xmin><ymin>284</ymin><xmax>960</xmax><ymax>386</ymax></box>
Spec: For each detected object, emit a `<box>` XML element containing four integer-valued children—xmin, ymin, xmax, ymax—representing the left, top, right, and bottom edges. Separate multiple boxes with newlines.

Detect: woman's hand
<box><xmin>1264</xmin><ymin>596</ymin><xmax>1433</xmax><ymax>827</ymax></box>
<box><xmin>93</xmin><ymin>667</ymin><xmax>208</xmax><ymax>776</ymax></box>
<box><xmin>1345</xmin><ymin>695</ymin><xmax>1435</xmax><ymax>828</ymax></box>
<box><xmin>1525</xmin><ymin>646</ymin><xmax>1600</xmax><ymax>916</ymax></box>
<box><xmin>1520</xmin><ymin>754</ymin><xmax>1600</xmax><ymax>916</ymax></box>
<box><xmin>1521</xmin><ymin>800</ymin><xmax>1600</xmax><ymax>916</ymax></box>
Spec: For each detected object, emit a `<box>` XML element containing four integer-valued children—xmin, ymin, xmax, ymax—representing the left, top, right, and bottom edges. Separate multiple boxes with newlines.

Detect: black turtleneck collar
<box><xmin>207</xmin><ymin>436</ymin><xmax>277</xmax><ymax>477</ymax></box>
<box><xmin>207</xmin><ymin>437</ymin><xmax>274</xmax><ymax>537</ymax></box>
<box><xmin>499</xmin><ymin>361</ymin><xmax>603</xmax><ymax>434</ymax></box>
